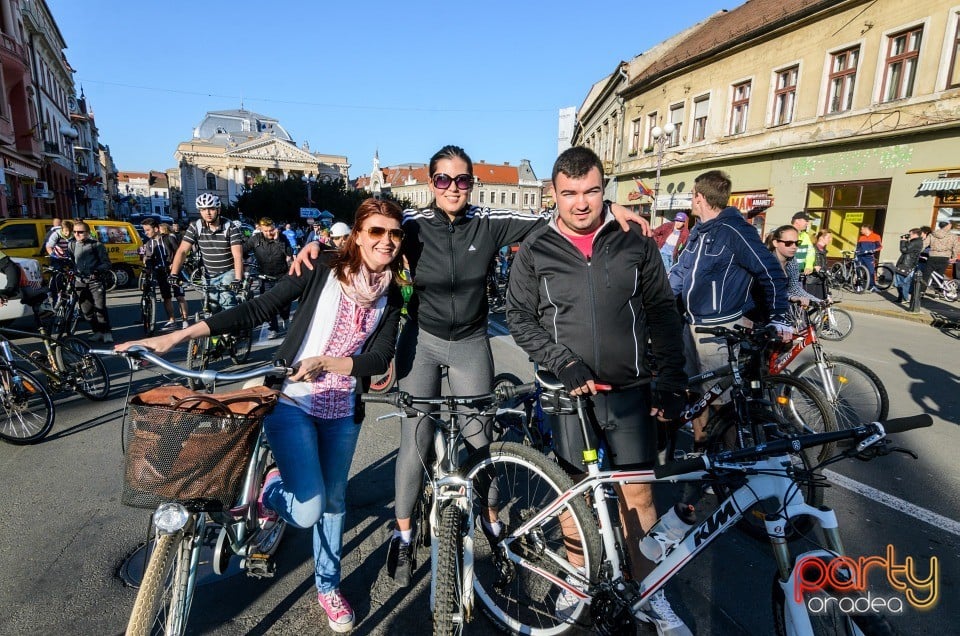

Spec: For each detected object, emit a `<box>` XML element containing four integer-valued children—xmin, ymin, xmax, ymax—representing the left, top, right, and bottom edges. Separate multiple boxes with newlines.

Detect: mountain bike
<box><xmin>94</xmin><ymin>346</ymin><xmax>292</xmax><ymax>636</ymax></box>
<box><xmin>774</xmin><ymin>301</ymin><xmax>888</xmax><ymax>431</ymax></box>
<box><xmin>0</xmin><ymin>336</ymin><xmax>54</xmax><ymax>444</ymax></box>
<box><xmin>922</xmin><ymin>269</ymin><xmax>959</xmax><ymax>302</ymax></box>
<box><xmin>465</xmin><ymin>379</ymin><xmax>932</xmax><ymax>636</ymax></box>
<box><xmin>361</xmin><ymin>382</ymin><xmax>533</xmax><ymax>636</ymax></box>
<box><xmin>182</xmin><ymin>278</ymin><xmax>255</xmax><ymax>390</ymax></box>
<box><xmin>45</xmin><ymin>266</ymin><xmax>81</xmax><ymax>339</ymax></box>
<box><xmin>138</xmin><ymin>270</ymin><xmax>159</xmax><ymax>335</ymax></box>
<box><xmin>828</xmin><ymin>251</ymin><xmax>869</xmax><ymax>294</ymax></box>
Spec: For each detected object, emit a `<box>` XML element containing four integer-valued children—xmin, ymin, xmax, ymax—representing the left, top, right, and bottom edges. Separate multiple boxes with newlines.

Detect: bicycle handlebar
<box><xmin>361</xmin><ymin>381</ymin><xmax>538</xmax><ymax>411</ymax></box>
<box><xmin>653</xmin><ymin>414</ymin><xmax>933</xmax><ymax>478</ymax></box>
<box><xmin>90</xmin><ymin>345</ymin><xmax>295</xmax><ymax>383</ymax></box>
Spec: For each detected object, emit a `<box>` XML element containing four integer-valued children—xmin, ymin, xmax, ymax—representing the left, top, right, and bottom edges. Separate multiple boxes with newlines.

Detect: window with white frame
<box><xmin>949</xmin><ymin>16</ymin><xmax>960</xmax><ymax>89</ymax></box>
<box><xmin>512</xmin><ymin>192</ymin><xmax>517</xmax><ymax>205</ymax></box>
<box><xmin>772</xmin><ymin>66</ymin><xmax>798</xmax><ymax>125</ymax></box>
<box><xmin>729</xmin><ymin>81</ymin><xmax>751</xmax><ymax>135</ymax></box>
<box><xmin>882</xmin><ymin>26</ymin><xmax>922</xmax><ymax>102</ymax></box>
<box><xmin>629</xmin><ymin>118</ymin><xmax>641</xmax><ymax>153</ymax></box>
<box><xmin>646</xmin><ymin>112</ymin><xmax>658</xmax><ymax>149</ymax></box>
<box><xmin>827</xmin><ymin>46</ymin><xmax>859</xmax><ymax>113</ymax></box>
<box><xmin>501</xmin><ymin>192</ymin><xmax>506</xmax><ymax>205</ymax></box>
<box><xmin>479</xmin><ymin>191</ymin><xmax>484</xmax><ymax>204</ymax></box>
<box><xmin>692</xmin><ymin>95</ymin><xmax>709</xmax><ymax>141</ymax></box>
<box><xmin>668</xmin><ymin>104</ymin><xmax>684</xmax><ymax>146</ymax></box>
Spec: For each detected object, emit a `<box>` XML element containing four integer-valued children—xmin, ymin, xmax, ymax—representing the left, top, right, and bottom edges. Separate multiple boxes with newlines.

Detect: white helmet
<box><xmin>195</xmin><ymin>193</ymin><xmax>221</xmax><ymax>209</ymax></box>
<box><xmin>330</xmin><ymin>222</ymin><xmax>351</xmax><ymax>237</ymax></box>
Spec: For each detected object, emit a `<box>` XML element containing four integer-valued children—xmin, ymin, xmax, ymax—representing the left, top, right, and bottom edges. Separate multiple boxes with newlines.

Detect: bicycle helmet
<box><xmin>195</xmin><ymin>193</ymin><xmax>221</xmax><ymax>209</ymax></box>
<box><xmin>330</xmin><ymin>222</ymin><xmax>351</xmax><ymax>237</ymax></box>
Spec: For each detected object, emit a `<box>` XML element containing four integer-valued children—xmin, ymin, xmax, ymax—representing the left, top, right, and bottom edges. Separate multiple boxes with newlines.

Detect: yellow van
<box><xmin>0</xmin><ymin>218</ymin><xmax>143</xmax><ymax>287</ymax></box>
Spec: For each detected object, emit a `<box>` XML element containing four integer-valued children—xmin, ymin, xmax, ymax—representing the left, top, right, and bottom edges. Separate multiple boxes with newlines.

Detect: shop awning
<box><xmin>916</xmin><ymin>178</ymin><xmax>960</xmax><ymax>195</ymax></box>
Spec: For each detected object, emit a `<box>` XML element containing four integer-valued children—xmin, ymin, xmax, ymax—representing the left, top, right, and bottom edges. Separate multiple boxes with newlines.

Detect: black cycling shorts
<box><xmin>549</xmin><ymin>385</ymin><xmax>656</xmax><ymax>474</ymax></box>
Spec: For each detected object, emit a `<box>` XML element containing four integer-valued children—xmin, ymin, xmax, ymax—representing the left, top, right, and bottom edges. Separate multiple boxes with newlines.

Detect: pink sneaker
<box><xmin>258</xmin><ymin>468</ymin><xmax>281</xmax><ymax>527</ymax></box>
<box><xmin>318</xmin><ymin>589</ymin><xmax>355</xmax><ymax>632</ymax></box>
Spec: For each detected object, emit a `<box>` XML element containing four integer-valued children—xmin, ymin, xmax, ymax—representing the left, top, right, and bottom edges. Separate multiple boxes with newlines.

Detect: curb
<box><xmin>841</xmin><ymin>303</ymin><xmax>935</xmax><ymax>325</ymax></box>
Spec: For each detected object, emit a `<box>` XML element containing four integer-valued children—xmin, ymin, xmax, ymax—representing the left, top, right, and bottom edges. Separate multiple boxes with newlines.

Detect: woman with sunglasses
<box><xmin>118</xmin><ymin>198</ymin><xmax>407</xmax><ymax>633</ymax></box>
<box><xmin>765</xmin><ymin>225</ymin><xmax>819</xmax><ymax>307</ymax></box>
<box><xmin>292</xmin><ymin>144</ymin><xmax>647</xmax><ymax>588</ymax></box>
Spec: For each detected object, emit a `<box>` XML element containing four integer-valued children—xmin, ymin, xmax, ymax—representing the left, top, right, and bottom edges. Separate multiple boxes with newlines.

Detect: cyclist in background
<box><xmin>245</xmin><ymin>217</ymin><xmax>293</xmax><ymax>339</ymax></box>
<box><xmin>141</xmin><ymin>218</ymin><xmax>189</xmax><ymax>329</ymax></box>
<box><xmin>169</xmin><ymin>193</ymin><xmax>245</xmax><ymax>310</ymax></box>
<box><xmin>330</xmin><ymin>222</ymin><xmax>351</xmax><ymax>250</ymax></box>
<box><xmin>69</xmin><ymin>222</ymin><xmax>114</xmax><ymax>343</ymax></box>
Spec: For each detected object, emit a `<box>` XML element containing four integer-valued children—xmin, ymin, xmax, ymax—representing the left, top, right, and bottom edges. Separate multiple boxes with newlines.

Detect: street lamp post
<box><xmin>650</xmin><ymin>122</ymin><xmax>675</xmax><ymax>219</ymax></box>
<box><xmin>302</xmin><ymin>174</ymin><xmax>316</xmax><ymax>209</ymax></box>
<box><xmin>60</xmin><ymin>125</ymin><xmax>80</xmax><ymax>217</ymax></box>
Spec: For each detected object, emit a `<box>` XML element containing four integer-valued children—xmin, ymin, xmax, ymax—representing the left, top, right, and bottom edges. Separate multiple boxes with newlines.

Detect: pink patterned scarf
<box><xmin>340</xmin><ymin>265</ymin><xmax>391</xmax><ymax>308</ymax></box>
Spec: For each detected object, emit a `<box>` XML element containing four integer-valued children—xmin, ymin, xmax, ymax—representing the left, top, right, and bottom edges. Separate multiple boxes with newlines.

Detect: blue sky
<box><xmin>53</xmin><ymin>0</ymin><xmax>733</xmax><ymax>181</ymax></box>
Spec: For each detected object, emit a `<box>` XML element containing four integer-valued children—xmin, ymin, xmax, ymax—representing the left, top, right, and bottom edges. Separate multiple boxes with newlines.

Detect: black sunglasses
<box><xmin>777</xmin><ymin>239</ymin><xmax>798</xmax><ymax>247</ymax></box>
<box><xmin>364</xmin><ymin>226</ymin><xmax>404</xmax><ymax>242</ymax></box>
<box><xmin>432</xmin><ymin>173</ymin><xmax>473</xmax><ymax>191</ymax></box>
<box><xmin>73</xmin><ymin>230</ymin><xmax>88</xmax><ymax>235</ymax></box>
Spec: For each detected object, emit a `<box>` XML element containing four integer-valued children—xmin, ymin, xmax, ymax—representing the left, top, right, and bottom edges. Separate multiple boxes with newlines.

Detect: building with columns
<box><xmin>174</xmin><ymin>109</ymin><xmax>350</xmax><ymax>216</ymax></box>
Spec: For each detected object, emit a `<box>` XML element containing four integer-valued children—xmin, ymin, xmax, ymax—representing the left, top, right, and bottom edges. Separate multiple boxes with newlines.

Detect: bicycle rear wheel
<box><xmin>792</xmin><ymin>355</ymin><xmax>888</xmax><ymax>431</ymax></box>
<box><xmin>101</xmin><ymin>269</ymin><xmax>119</xmax><ymax>292</ymax></box>
<box><xmin>874</xmin><ymin>264</ymin><xmax>894</xmax><ymax>290</ymax></box>
<box><xmin>368</xmin><ymin>359</ymin><xmax>396</xmax><ymax>394</ymax></box>
<box><xmin>0</xmin><ymin>365</ymin><xmax>55</xmax><ymax>444</ymax></box>
<box><xmin>816</xmin><ymin>307</ymin><xmax>853</xmax><ymax>341</ymax></box>
<box><xmin>141</xmin><ymin>290</ymin><xmax>157</xmax><ymax>335</ymax></box>
<box><xmin>229</xmin><ymin>329</ymin><xmax>253</xmax><ymax>365</ymax></box>
<box><xmin>851</xmin><ymin>264</ymin><xmax>869</xmax><ymax>293</ymax></box>
<box><xmin>55</xmin><ymin>337</ymin><xmax>111</xmax><ymax>400</ymax></box>
<box><xmin>126</xmin><ymin>530</ymin><xmax>198</xmax><ymax>636</ymax></box>
<box><xmin>185</xmin><ymin>337</ymin><xmax>210</xmax><ymax>390</ymax></box>
<box><xmin>434</xmin><ymin>504</ymin><xmax>465</xmax><ymax>636</ymax></box>
<box><xmin>464</xmin><ymin>442</ymin><xmax>600</xmax><ymax>636</ymax></box>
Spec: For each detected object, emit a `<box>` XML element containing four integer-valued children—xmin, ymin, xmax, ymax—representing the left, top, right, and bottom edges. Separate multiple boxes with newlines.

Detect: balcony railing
<box><xmin>0</xmin><ymin>33</ymin><xmax>26</xmax><ymax>62</ymax></box>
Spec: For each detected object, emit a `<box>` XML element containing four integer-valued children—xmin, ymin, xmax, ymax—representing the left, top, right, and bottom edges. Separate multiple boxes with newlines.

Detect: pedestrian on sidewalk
<box><xmin>925</xmin><ymin>221</ymin><xmax>959</xmax><ymax>286</ymax></box>
<box><xmin>895</xmin><ymin>228</ymin><xmax>924</xmax><ymax>305</ymax></box>
<box><xmin>790</xmin><ymin>211</ymin><xmax>816</xmax><ymax>276</ymax></box>
<box><xmin>856</xmin><ymin>224</ymin><xmax>883</xmax><ymax>292</ymax></box>
<box><xmin>652</xmin><ymin>211</ymin><xmax>689</xmax><ymax>270</ymax></box>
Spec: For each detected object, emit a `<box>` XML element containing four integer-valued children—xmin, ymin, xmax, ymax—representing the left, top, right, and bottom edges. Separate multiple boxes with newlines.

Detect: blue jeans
<box><xmin>894</xmin><ymin>271</ymin><xmax>914</xmax><ymax>301</ymax></box>
<box><xmin>262</xmin><ymin>402</ymin><xmax>360</xmax><ymax>592</ymax></box>
<box><xmin>206</xmin><ymin>270</ymin><xmax>237</xmax><ymax>310</ymax></box>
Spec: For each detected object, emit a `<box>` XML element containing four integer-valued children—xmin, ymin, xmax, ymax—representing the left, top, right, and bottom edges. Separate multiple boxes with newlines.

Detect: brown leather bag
<box><xmin>122</xmin><ymin>385</ymin><xmax>279</xmax><ymax>509</ymax></box>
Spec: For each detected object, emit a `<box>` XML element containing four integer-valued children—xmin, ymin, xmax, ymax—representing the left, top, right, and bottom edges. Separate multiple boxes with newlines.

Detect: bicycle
<box><xmin>138</xmin><ymin>269</ymin><xmax>159</xmax><ymax>336</ymax></box>
<box><xmin>0</xmin><ymin>296</ymin><xmax>111</xmax><ymax>402</ymax></box>
<box><xmin>465</xmin><ymin>376</ymin><xmax>932</xmax><ymax>636</ymax></box>
<box><xmin>828</xmin><ymin>251</ymin><xmax>869</xmax><ymax>294</ymax></box>
<box><xmin>874</xmin><ymin>263</ymin><xmax>895</xmax><ymax>291</ymax></box>
<box><xmin>0</xmin><ymin>333</ymin><xmax>54</xmax><ymax>444</ymax></box>
<box><xmin>487</xmin><ymin>258</ymin><xmax>508</xmax><ymax>314</ymax></box>
<box><xmin>773</xmin><ymin>301</ymin><xmax>888</xmax><ymax>431</ymax></box>
<box><xmin>94</xmin><ymin>346</ymin><xmax>292</xmax><ymax>636</ymax></box>
<box><xmin>361</xmin><ymin>381</ymin><xmax>533</xmax><ymax>636</ymax></box>
<box><xmin>182</xmin><ymin>278</ymin><xmax>255</xmax><ymax>390</ymax></box>
<box><xmin>921</xmin><ymin>268</ymin><xmax>959</xmax><ymax>302</ymax></box>
<box><xmin>45</xmin><ymin>266</ymin><xmax>81</xmax><ymax>340</ymax></box>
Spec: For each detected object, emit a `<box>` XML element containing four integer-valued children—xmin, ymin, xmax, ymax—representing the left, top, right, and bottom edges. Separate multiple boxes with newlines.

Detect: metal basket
<box><xmin>121</xmin><ymin>400</ymin><xmax>264</xmax><ymax>509</ymax></box>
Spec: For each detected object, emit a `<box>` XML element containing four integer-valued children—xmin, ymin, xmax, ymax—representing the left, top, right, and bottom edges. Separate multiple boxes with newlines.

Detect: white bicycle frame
<box><xmin>498</xmin><ymin>453</ymin><xmax>851</xmax><ymax>636</ymax></box>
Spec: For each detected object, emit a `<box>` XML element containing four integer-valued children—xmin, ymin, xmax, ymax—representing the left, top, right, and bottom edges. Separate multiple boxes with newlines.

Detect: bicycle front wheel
<box><xmin>185</xmin><ymin>337</ymin><xmax>210</xmax><ymax>390</ymax></box>
<box><xmin>464</xmin><ymin>441</ymin><xmax>601</xmax><ymax>636</ymax></box>
<box><xmin>228</xmin><ymin>329</ymin><xmax>253</xmax><ymax>365</ymax></box>
<box><xmin>434</xmin><ymin>504</ymin><xmax>465</xmax><ymax>636</ymax></box>
<box><xmin>0</xmin><ymin>365</ymin><xmax>55</xmax><ymax>444</ymax></box>
<box><xmin>943</xmin><ymin>279</ymin><xmax>959</xmax><ymax>302</ymax></box>
<box><xmin>792</xmin><ymin>355</ymin><xmax>888</xmax><ymax>431</ymax></box>
<box><xmin>816</xmin><ymin>307</ymin><xmax>853</xmax><ymax>341</ymax></box>
<box><xmin>874</xmin><ymin>264</ymin><xmax>894</xmax><ymax>290</ymax></box>
<box><xmin>851</xmin><ymin>264</ymin><xmax>869</xmax><ymax>293</ymax></box>
<box><xmin>55</xmin><ymin>337</ymin><xmax>111</xmax><ymax>400</ymax></box>
<box><xmin>126</xmin><ymin>530</ymin><xmax>198</xmax><ymax>636</ymax></box>
<box><xmin>762</xmin><ymin>374</ymin><xmax>838</xmax><ymax>463</ymax></box>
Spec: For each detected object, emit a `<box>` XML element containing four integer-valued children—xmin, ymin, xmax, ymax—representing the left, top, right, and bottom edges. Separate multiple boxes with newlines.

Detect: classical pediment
<box><xmin>227</xmin><ymin>137</ymin><xmax>319</xmax><ymax>164</ymax></box>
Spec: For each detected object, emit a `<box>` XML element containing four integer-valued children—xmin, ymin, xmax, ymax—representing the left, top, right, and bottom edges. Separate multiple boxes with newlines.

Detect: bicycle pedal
<box><xmin>244</xmin><ymin>553</ymin><xmax>276</xmax><ymax>578</ymax></box>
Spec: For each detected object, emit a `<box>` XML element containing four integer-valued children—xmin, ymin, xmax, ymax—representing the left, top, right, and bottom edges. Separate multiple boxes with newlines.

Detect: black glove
<box><xmin>229</xmin><ymin>280</ymin><xmax>244</xmax><ymax>292</ymax></box>
<box><xmin>558</xmin><ymin>360</ymin><xmax>594</xmax><ymax>393</ymax></box>
<box><xmin>652</xmin><ymin>389</ymin><xmax>687</xmax><ymax>421</ymax></box>
<box><xmin>168</xmin><ymin>274</ymin><xmax>183</xmax><ymax>288</ymax></box>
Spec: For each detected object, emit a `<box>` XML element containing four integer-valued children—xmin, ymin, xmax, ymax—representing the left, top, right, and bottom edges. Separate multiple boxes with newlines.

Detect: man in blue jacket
<box><xmin>668</xmin><ymin>170</ymin><xmax>791</xmax><ymax>446</ymax></box>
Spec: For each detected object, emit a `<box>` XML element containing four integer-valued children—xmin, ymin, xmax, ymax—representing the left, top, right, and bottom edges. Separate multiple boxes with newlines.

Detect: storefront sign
<box><xmin>655</xmin><ymin>193</ymin><xmax>693</xmax><ymax>210</ymax></box>
<box><xmin>846</xmin><ymin>212</ymin><xmax>864</xmax><ymax>223</ymax></box>
<box><xmin>730</xmin><ymin>193</ymin><xmax>774</xmax><ymax>210</ymax></box>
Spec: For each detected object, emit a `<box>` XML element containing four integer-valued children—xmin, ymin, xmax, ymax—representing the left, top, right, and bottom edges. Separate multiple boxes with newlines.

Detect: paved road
<box><xmin>0</xmin><ymin>289</ymin><xmax>956</xmax><ymax>634</ymax></box>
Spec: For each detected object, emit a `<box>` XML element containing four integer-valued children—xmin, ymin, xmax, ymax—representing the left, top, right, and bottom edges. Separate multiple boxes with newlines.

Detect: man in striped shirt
<box><xmin>169</xmin><ymin>193</ymin><xmax>245</xmax><ymax>309</ymax></box>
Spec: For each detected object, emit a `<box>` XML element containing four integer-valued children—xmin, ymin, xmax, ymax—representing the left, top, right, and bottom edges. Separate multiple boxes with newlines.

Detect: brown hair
<box><xmin>329</xmin><ymin>198</ymin><xmax>406</xmax><ymax>285</ymax></box>
<box><xmin>693</xmin><ymin>170</ymin><xmax>732</xmax><ymax>210</ymax></box>
<box><xmin>764</xmin><ymin>225</ymin><xmax>798</xmax><ymax>251</ymax></box>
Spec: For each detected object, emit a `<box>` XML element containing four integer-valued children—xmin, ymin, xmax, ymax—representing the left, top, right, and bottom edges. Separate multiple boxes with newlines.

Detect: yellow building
<box><xmin>573</xmin><ymin>0</ymin><xmax>960</xmax><ymax>266</ymax></box>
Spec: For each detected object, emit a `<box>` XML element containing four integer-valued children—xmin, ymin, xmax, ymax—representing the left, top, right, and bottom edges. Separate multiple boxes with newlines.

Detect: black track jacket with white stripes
<box><xmin>402</xmin><ymin>206</ymin><xmax>544</xmax><ymax>341</ymax></box>
<box><xmin>505</xmin><ymin>208</ymin><xmax>687</xmax><ymax>392</ymax></box>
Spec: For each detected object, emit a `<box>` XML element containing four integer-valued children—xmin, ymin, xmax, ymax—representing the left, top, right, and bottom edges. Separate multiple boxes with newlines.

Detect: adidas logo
<box><xmin>468</xmin><ymin>244</ymin><xmax>477</xmax><ymax>251</ymax></box>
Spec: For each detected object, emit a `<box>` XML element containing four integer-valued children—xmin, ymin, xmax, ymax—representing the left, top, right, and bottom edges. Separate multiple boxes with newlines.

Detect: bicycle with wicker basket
<box><xmin>94</xmin><ymin>345</ymin><xmax>293</xmax><ymax>636</ymax></box>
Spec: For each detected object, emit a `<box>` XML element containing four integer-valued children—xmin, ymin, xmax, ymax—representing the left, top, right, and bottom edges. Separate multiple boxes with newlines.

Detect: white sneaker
<box><xmin>637</xmin><ymin>590</ymin><xmax>692</xmax><ymax>636</ymax></box>
<box><xmin>554</xmin><ymin>572</ymin><xmax>588</xmax><ymax>622</ymax></box>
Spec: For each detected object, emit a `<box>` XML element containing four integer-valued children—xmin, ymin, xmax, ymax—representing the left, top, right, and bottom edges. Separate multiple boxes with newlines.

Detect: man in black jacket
<box><xmin>69</xmin><ymin>222</ymin><xmax>114</xmax><ymax>343</ymax></box>
<box><xmin>245</xmin><ymin>217</ymin><xmax>293</xmax><ymax>338</ymax></box>
<box><xmin>506</xmin><ymin>147</ymin><xmax>691</xmax><ymax>636</ymax></box>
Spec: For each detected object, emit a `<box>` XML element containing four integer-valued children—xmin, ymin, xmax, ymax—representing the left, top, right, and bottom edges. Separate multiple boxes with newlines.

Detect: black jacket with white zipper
<box><xmin>505</xmin><ymin>208</ymin><xmax>687</xmax><ymax>392</ymax></box>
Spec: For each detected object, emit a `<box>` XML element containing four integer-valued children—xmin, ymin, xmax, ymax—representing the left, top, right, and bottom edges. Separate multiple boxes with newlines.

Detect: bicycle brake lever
<box><xmin>376</xmin><ymin>411</ymin><xmax>405</xmax><ymax>421</ymax></box>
